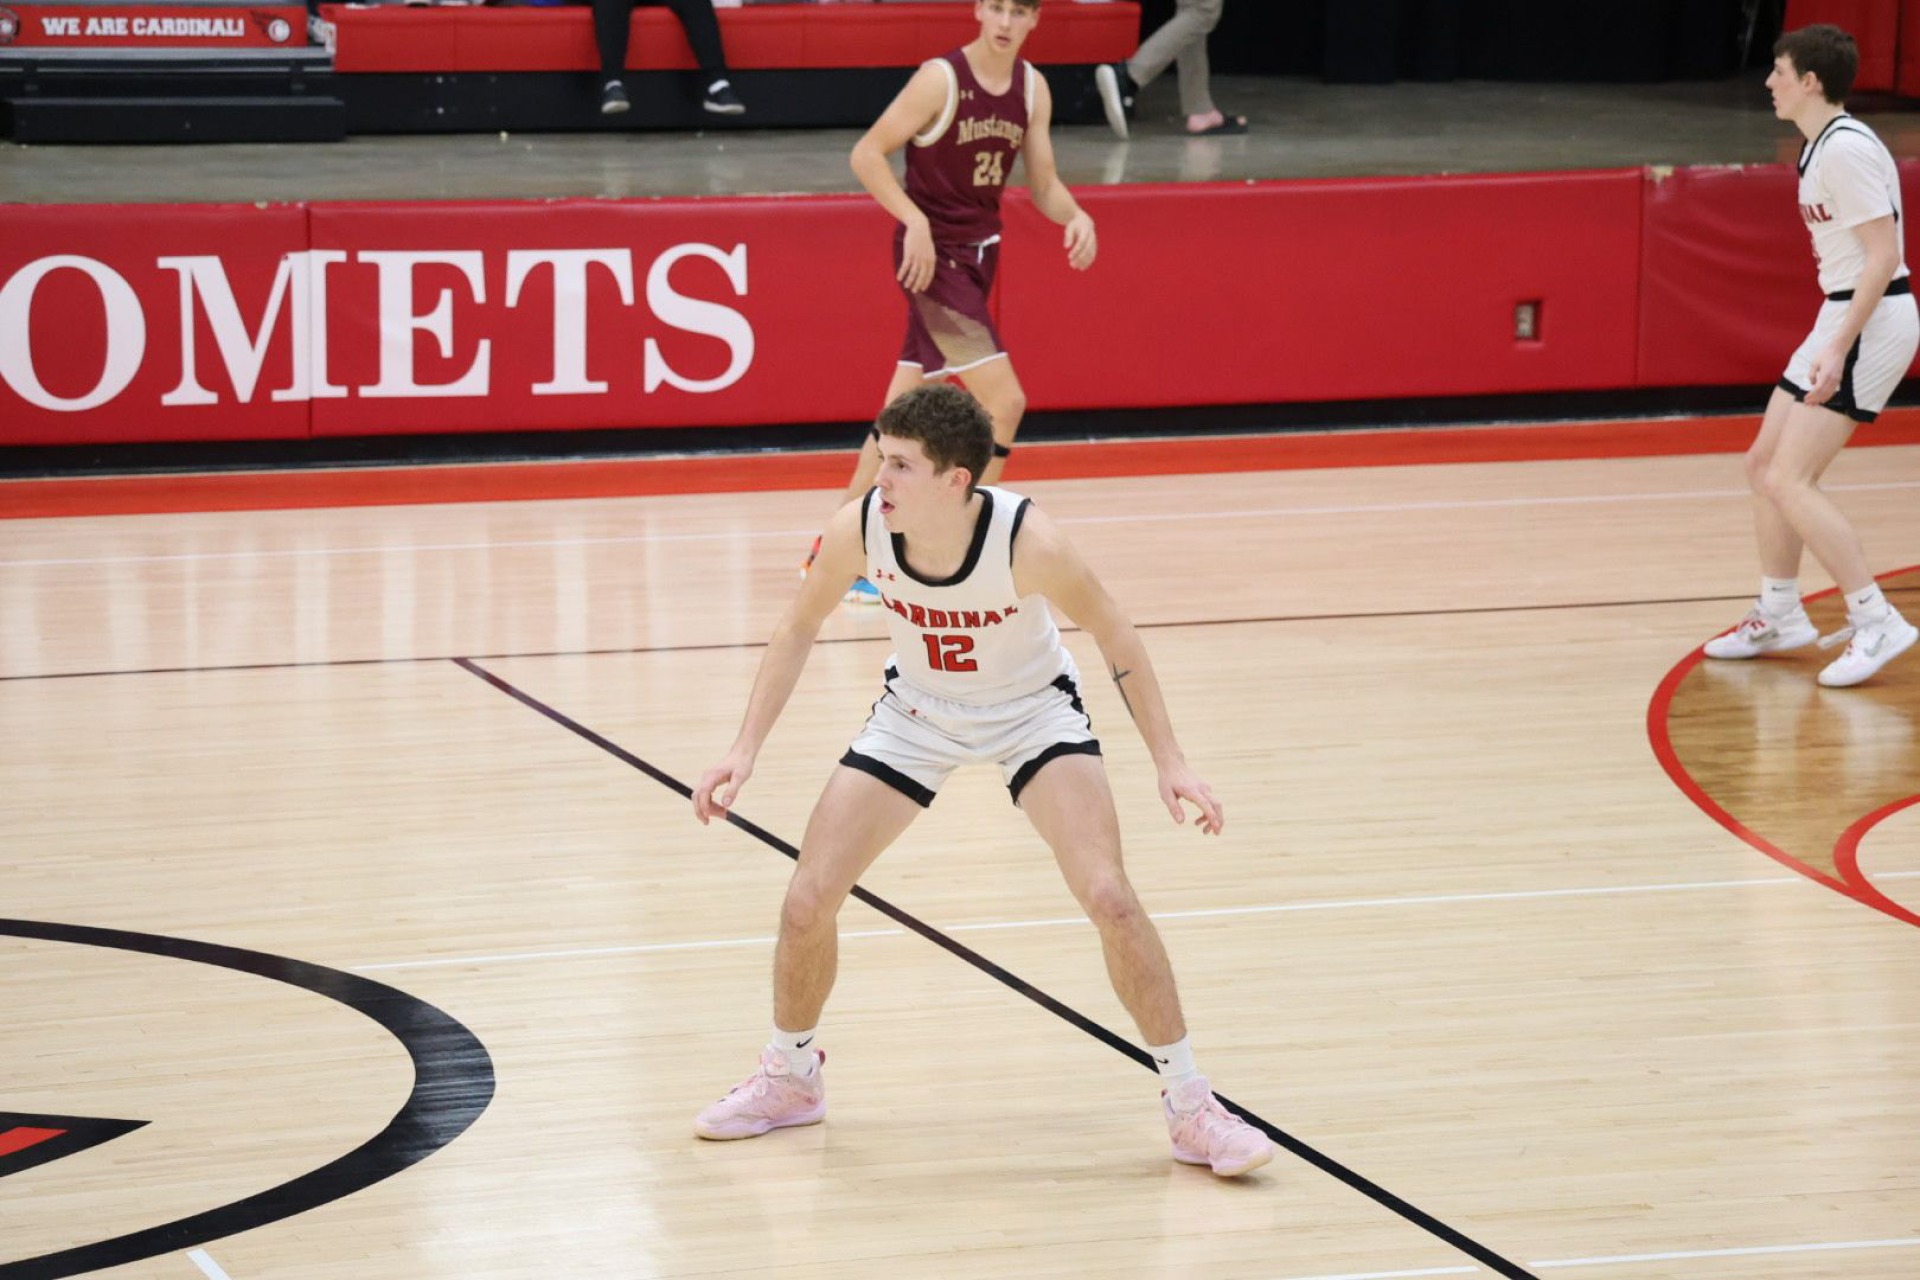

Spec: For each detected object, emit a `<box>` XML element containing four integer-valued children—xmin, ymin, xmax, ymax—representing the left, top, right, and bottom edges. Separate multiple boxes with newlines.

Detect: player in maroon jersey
<box><xmin>806</xmin><ymin>0</ymin><xmax>1098</xmax><ymax>603</ymax></box>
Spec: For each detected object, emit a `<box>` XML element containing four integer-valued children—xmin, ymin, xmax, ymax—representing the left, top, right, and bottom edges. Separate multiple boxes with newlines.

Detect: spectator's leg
<box><xmin>646</xmin><ymin>0</ymin><xmax>742</xmax><ymax>112</ymax></box>
<box><xmin>592</xmin><ymin>0</ymin><xmax>632</xmax><ymax>78</ymax></box>
<box><xmin>1174</xmin><ymin>26</ymin><xmax>1216</xmax><ymax>120</ymax></box>
<box><xmin>1129</xmin><ymin>0</ymin><xmax>1219</xmax><ymax>89</ymax></box>
<box><xmin>657</xmin><ymin>0</ymin><xmax>730</xmax><ymax>78</ymax></box>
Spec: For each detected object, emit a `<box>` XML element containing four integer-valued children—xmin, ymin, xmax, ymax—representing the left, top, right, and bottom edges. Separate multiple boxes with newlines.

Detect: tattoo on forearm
<box><xmin>1110</xmin><ymin>663</ymin><xmax>1136</xmax><ymax>721</ymax></box>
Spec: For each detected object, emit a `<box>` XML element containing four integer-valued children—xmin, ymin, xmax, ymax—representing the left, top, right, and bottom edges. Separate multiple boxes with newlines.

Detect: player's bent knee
<box><xmin>1078</xmin><ymin>875</ymin><xmax>1143</xmax><ymax>928</ymax></box>
<box><xmin>780</xmin><ymin>881</ymin><xmax>841</xmax><ymax>935</ymax></box>
<box><xmin>1756</xmin><ymin>460</ymin><xmax>1811</xmax><ymax>506</ymax></box>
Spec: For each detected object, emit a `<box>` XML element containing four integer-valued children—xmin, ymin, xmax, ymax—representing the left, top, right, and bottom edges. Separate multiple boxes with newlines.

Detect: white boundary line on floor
<box><xmin>8</xmin><ymin>479</ymin><xmax>1917</xmax><ymax>569</ymax></box>
<box><xmin>350</xmin><ymin>870</ymin><xmax>1920</xmax><ymax>973</ymax></box>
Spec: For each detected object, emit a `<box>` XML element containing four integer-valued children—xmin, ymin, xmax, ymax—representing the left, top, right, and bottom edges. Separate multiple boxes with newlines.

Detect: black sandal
<box><xmin>1187</xmin><ymin>115</ymin><xmax>1249</xmax><ymax>136</ymax></box>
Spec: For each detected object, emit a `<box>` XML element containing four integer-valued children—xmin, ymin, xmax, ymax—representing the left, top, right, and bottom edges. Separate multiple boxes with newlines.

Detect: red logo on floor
<box><xmin>0</xmin><ymin>1111</ymin><xmax>147</xmax><ymax>1179</ymax></box>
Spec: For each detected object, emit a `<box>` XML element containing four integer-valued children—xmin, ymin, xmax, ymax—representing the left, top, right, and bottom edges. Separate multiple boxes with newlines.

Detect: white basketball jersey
<box><xmin>861</xmin><ymin>485</ymin><xmax>1070</xmax><ymax>705</ymax></box>
<box><xmin>1796</xmin><ymin>114</ymin><xmax>1909</xmax><ymax>294</ymax></box>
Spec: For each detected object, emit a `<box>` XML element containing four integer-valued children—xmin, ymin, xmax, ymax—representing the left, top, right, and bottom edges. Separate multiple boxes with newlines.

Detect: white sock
<box><xmin>1846</xmin><ymin>582</ymin><xmax>1889</xmax><ymax>625</ymax></box>
<box><xmin>1760</xmin><ymin>577</ymin><xmax>1802</xmax><ymax>618</ymax></box>
<box><xmin>1149</xmin><ymin>1035</ymin><xmax>1203</xmax><ymax>1098</ymax></box>
<box><xmin>770</xmin><ymin>1025</ymin><xmax>818</xmax><ymax>1077</ymax></box>
<box><xmin>708</xmin><ymin>78</ymin><xmax>731</xmax><ymax>95</ymax></box>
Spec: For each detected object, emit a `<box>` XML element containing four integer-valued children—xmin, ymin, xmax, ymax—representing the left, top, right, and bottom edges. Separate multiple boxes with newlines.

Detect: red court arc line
<box><xmin>1646</xmin><ymin>575</ymin><xmax>1920</xmax><ymax>930</ymax></box>
<box><xmin>8</xmin><ymin>409</ymin><xmax>1920</xmax><ymax>520</ymax></box>
<box><xmin>1832</xmin><ymin>794</ymin><xmax>1920</xmax><ymax>923</ymax></box>
<box><xmin>0</xmin><ymin>1126</ymin><xmax>65</xmax><ymax>1159</ymax></box>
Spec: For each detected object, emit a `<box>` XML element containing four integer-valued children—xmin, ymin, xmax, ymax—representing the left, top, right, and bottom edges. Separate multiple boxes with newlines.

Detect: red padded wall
<box><xmin>13</xmin><ymin>160</ymin><xmax>1920</xmax><ymax>448</ymax></box>
<box><xmin>1636</xmin><ymin>165</ymin><xmax>1808</xmax><ymax>388</ymax></box>
<box><xmin>304</xmin><ymin>196</ymin><xmax>901</xmax><ymax>436</ymax></box>
<box><xmin>0</xmin><ymin>203</ymin><xmax>311</xmax><ymax>446</ymax></box>
<box><xmin>999</xmin><ymin>172</ymin><xmax>1646</xmax><ymax>410</ymax></box>
<box><xmin>1636</xmin><ymin>159</ymin><xmax>1920</xmax><ymax>387</ymax></box>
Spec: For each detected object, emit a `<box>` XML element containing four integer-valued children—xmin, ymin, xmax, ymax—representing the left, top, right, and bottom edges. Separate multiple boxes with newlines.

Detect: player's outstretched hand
<box><xmin>1064</xmin><ymin>212</ymin><xmax>1097</xmax><ymax>272</ymax></box>
<box><xmin>693</xmin><ymin>752</ymin><xmax>755</xmax><ymax>825</ymax></box>
<box><xmin>1159</xmin><ymin>765</ymin><xmax>1224</xmax><ymax>836</ymax></box>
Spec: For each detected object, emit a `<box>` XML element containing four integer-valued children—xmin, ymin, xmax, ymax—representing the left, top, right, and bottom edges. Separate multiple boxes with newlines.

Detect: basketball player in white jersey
<box><xmin>690</xmin><ymin>384</ymin><xmax>1274</xmax><ymax>1178</ymax></box>
<box><xmin>1704</xmin><ymin>24</ymin><xmax>1918</xmax><ymax>685</ymax></box>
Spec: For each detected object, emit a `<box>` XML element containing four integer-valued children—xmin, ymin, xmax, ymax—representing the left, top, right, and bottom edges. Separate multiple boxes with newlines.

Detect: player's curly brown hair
<box><xmin>874</xmin><ymin>384</ymin><xmax>994</xmax><ymax>489</ymax></box>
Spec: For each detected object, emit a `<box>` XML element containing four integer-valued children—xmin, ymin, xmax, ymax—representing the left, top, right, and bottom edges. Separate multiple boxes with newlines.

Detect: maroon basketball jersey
<box><xmin>903</xmin><ymin>49</ymin><xmax>1031</xmax><ymax>245</ymax></box>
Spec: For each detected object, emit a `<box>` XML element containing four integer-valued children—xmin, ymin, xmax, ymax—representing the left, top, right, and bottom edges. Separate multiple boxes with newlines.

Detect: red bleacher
<box><xmin>322</xmin><ymin>2</ymin><xmax>1138</xmax><ymax>75</ymax></box>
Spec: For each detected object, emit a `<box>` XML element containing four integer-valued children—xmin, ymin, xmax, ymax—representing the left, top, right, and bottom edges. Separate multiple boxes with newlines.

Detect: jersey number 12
<box><xmin>922</xmin><ymin>633</ymin><xmax>978</xmax><ymax>672</ymax></box>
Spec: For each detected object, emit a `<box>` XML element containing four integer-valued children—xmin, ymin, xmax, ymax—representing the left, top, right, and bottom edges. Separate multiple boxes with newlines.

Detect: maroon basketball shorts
<box><xmin>894</xmin><ymin>234</ymin><xmax>1006</xmax><ymax>378</ymax></box>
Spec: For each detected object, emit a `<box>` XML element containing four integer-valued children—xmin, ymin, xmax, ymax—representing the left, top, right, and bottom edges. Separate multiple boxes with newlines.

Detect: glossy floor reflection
<box><xmin>4</xmin><ymin>443</ymin><xmax>1918</xmax><ymax>1277</ymax></box>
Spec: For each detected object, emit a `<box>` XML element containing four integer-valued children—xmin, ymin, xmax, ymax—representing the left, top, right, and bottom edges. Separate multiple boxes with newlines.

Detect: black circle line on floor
<box><xmin>0</xmin><ymin>918</ymin><xmax>496</xmax><ymax>1280</ymax></box>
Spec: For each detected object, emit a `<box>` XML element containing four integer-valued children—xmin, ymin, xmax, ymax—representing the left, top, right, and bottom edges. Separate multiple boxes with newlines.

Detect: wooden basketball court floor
<box><xmin>2</xmin><ymin>426</ymin><xmax>1917</xmax><ymax>1280</ymax></box>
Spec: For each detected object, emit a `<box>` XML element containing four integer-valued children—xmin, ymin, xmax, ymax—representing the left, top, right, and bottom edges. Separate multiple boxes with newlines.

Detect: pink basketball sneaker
<box><xmin>694</xmin><ymin>1047</ymin><xmax>826</xmax><ymax>1140</ymax></box>
<box><xmin>1164</xmin><ymin>1078</ymin><xmax>1275</xmax><ymax>1177</ymax></box>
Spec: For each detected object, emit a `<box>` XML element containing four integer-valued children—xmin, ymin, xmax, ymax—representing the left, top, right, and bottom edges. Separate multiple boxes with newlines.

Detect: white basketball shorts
<box><xmin>1780</xmin><ymin>286</ymin><xmax>1919</xmax><ymax>422</ymax></box>
<box><xmin>840</xmin><ymin>662</ymin><xmax>1100</xmax><ymax>807</ymax></box>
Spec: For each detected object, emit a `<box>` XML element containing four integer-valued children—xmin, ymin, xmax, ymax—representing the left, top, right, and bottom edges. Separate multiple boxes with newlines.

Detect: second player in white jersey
<box><xmin>1795</xmin><ymin>113</ymin><xmax>1909</xmax><ymax>295</ymax></box>
<box><xmin>1782</xmin><ymin>107</ymin><xmax>1918</xmax><ymax>424</ymax></box>
<box><xmin>1701</xmin><ymin>22</ymin><xmax>1920</xmax><ymax>690</ymax></box>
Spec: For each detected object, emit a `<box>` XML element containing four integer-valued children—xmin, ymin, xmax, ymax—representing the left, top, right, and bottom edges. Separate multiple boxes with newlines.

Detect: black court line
<box><xmin>0</xmin><ymin>918</ymin><xmax>494</xmax><ymax>1280</ymax></box>
<box><xmin>0</xmin><ymin>588</ymin><xmax>1814</xmax><ymax>683</ymax></box>
<box><xmin>453</xmin><ymin>655</ymin><xmax>1543</xmax><ymax>1280</ymax></box>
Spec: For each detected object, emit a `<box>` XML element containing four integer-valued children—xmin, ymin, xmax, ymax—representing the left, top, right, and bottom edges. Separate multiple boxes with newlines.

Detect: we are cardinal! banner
<box><xmin>0</xmin><ymin>3</ymin><xmax>305</xmax><ymax>49</ymax></box>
